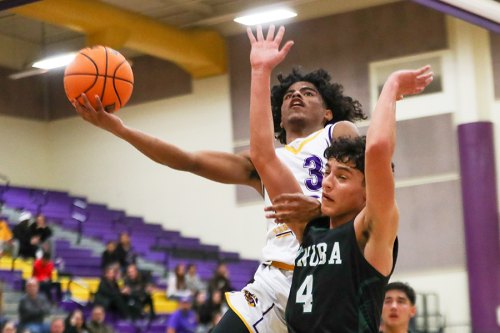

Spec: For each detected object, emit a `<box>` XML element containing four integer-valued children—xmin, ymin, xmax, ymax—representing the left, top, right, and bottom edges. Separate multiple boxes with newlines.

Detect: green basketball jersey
<box><xmin>286</xmin><ymin>218</ymin><xmax>398</xmax><ymax>333</ymax></box>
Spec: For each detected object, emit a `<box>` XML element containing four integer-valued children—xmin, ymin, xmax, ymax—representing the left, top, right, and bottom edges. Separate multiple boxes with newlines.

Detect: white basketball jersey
<box><xmin>262</xmin><ymin>123</ymin><xmax>335</xmax><ymax>265</ymax></box>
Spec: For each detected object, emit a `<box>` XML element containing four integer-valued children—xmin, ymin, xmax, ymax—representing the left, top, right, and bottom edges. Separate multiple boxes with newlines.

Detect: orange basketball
<box><xmin>64</xmin><ymin>46</ymin><xmax>134</xmax><ymax>112</ymax></box>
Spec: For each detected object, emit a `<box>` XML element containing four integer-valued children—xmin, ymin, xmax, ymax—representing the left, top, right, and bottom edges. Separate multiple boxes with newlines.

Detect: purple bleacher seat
<box><xmin>172</xmin><ymin>237</ymin><xmax>200</xmax><ymax>248</ymax></box>
<box><xmin>142</xmin><ymin>251</ymin><xmax>168</xmax><ymax>264</ymax></box>
<box><xmin>3</xmin><ymin>183</ymin><xmax>260</xmax><ymax>296</ymax></box>
<box><xmin>64</xmin><ymin>265</ymin><xmax>102</xmax><ymax>277</ymax></box>
<box><xmin>219</xmin><ymin>251</ymin><xmax>240</xmax><ymax>262</ymax></box>
<box><xmin>54</xmin><ymin>239</ymin><xmax>72</xmax><ymax>249</ymax></box>
<box><xmin>61</xmin><ymin>256</ymin><xmax>101</xmax><ymax>266</ymax></box>
<box><xmin>113</xmin><ymin>322</ymin><xmax>136</xmax><ymax>333</ymax></box>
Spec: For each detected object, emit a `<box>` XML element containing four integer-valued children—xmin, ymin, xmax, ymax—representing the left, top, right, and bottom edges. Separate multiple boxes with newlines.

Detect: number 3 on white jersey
<box><xmin>296</xmin><ymin>274</ymin><xmax>313</xmax><ymax>313</ymax></box>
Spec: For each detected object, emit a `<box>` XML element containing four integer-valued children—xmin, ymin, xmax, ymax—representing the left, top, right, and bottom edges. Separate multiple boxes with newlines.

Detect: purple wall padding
<box><xmin>458</xmin><ymin>122</ymin><xmax>500</xmax><ymax>333</ymax></box>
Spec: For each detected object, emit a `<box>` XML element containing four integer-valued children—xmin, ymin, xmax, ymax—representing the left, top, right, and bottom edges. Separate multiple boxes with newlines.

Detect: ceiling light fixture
<box><xmin>234</xmin><ymin>9</ymin><xmax>297</xmax><ymax>26</ymax></box>
<box><xmin>32</xmin><ymin>52</ymin><xmax>77</xmax><ymax>70</ymax></box>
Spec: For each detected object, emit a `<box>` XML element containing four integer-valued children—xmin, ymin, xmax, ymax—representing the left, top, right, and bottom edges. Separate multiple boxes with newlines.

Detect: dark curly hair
<box><xmin>271</xmin><ymin>68</ymin><xmax>366</xmax><ymax>144</ymax></box>
<box><xmin>324</xmin><ymin>136</ymin><xmax>366</xmax><ymax>174</ymax></box>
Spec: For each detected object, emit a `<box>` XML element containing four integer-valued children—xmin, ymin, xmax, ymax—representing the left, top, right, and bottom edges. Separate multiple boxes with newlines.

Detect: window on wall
<box><xmin>369</xmin><ymin>50</ymin><xmax>456</xmax><ymax>121</ymax></box>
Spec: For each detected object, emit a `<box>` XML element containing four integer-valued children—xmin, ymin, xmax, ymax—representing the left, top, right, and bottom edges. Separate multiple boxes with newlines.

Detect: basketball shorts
<box><xmin>225</xmin><ymin>263</ymin><xmax>294</xmax><ymax>333</ymax></box>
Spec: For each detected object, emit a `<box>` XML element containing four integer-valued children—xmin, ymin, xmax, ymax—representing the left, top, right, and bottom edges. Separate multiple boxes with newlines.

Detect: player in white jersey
<box><xmin>222</xmin><ymin>124</ymin><xmax>340</xmax><ymax>333</ymax></box>
<box><xmin>73</xmin><ymin>26</ymin><xmax>365</xmax><ymax>332</ymax></box>
<box><xmin>212</xmin><ymin>27</ymin><xmax>365</xmax><ymax>332</ymax></box>
<box><xmin>262</xmin><ymin>125</ymin><xmax>336</xmax><ymax>266</ymax></box>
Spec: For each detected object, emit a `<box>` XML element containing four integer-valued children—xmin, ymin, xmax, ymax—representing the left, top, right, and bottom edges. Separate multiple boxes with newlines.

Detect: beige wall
<box><xmin>0</xmin><ymin>115</ymin><xmax>50</xmax><ymax>187</ymax></box>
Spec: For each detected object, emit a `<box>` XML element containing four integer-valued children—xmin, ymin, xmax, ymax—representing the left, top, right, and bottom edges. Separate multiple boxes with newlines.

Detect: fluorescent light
<box><xmin>32</xmin><ymin>52</ymin><xmax>77</xmax><ymax>70</ymax></box>
<box><xmin>234</xmin><ymin>9</ymin><xmax>297</xmax><ymax>26</ymax></box>
<box><xmin>9</xmin><ymin>68</ymin><xmax>48</xmax><ymax>80</ymax></box>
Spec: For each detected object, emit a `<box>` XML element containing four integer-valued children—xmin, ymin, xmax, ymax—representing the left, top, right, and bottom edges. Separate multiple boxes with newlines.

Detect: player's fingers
<box><xmin>94</xmin><ymin>95</ymin><xmax>105</xmax><ymax>112</ymax></box>
<box><xmin>416</xmin><ymin>64</ymin><xmax>431</xmax><ymax>75</ymax></box>
<box><xmin>417</xmin><ymin>71</ymin><xmax>433</xmax><ymax>81</ymax></box>
<box><xmin>279</xmin><ymin>41</ymin><xmax>294</xmax><ymax>57</ymax></box>
<box><xmin>273</xmin><ymin>193</ymin><xmax>301</xmax><ymax>204</ymax></box>
<box><xmin>265</xmin><ymin>212</ymin><xmax>277</xmax><ymax>219</ymax></box>
<box><xmin>256</xmin><ymin>25</ymin><xmax>264</xmax><ymax>41</ymax></box>
<box><xmin>274</xmin><ymin>26</ymin><xmax>285</xmax><ymax>44</ymax></box>
<box><xmin>80</xmin><ymin>94</ymin><xmax>95</xmax><ymax>112</ymax></box>
<box><xmin>266</xmin><ymin>25</ymin><xmax>275</xmax><ymax>41</ymax></box>
<box><xmin>247</xmin><ymin>27</ymin><xmax>256</xmax><ymax>43</ymax></box>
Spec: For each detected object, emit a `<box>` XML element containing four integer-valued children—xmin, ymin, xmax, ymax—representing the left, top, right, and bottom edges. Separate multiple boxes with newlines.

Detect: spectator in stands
<box><xmin>206</xmin><ymin>289</ymin><xmax>227</xmax><ymax>323</ymax></box>
<box><xmin>12</xmin><ymin>211</ymin><xmax>32</xmax><ymax>258</ymax></box>
<box><xmin>185</xmin><ymin>263</ymin><xmax>205</xmax><ymax>295</ymax></box>
<box><xmin>27</xmin><ymin>213</ymin><xmax>53</xmax><ymax>258</ymax></box>
<box><xmin>380</xmin><ymin>282</ymin><xmax>417</xmax><ymax>333</ymax></box>
<box><xmin>167</xmin><ymin>294</ymin><xmax>197</xmax><ymax>333</ymax></box>
<box><xmin>63</xmin><ymin>309</ymin><xmax>89</xmax><ymax>333</ymax></box>
<box><xmin>100</xmin><ymin>241</ymin><xmax>119</xmax><ymax>270</ymax></box>
<box><xmin>87</xmin><ymin>305</ymin><xmax>115</xmax><ymax>333</ymax></box>
<box><xmin>18</xmin><ymin>278</ymin><xmax>51</xmax><ymax>333</ymax></box>
<box><xmin>0</xmin><ymin>216</ymin><xmax>13</xmax><ymax>257</ymax></box>
<box><xmin>122</xmin><ymin>264</ymin><xmax>156</xmax><ymax>319</ymax></box>
<box><xmin>115</xmin><ymin>232</ymin><xmax>137</xmax><ymax>272</ymax></box>
<box><xmin>50</xmin><ymin>317</ymin><xmax>65</xmax><ymax>333</ymax></box>
<box><xmin>94</xmin><ymin>265</ymin><xmax>129</xmax><ymax>319</ymax></box>
<box><xmin>192</xmin><ymin>290</ymin><xmax>212</xmax><ymax>333</ymax></box>
<box><xmin>167</xmin><ymin>263</ymin><xmax>189</xmax><ymax>300</ymax></box>
<box><xmin>207</xmin><ymin>263</ymin><xmax>232</xmax><ymax>296</ymax></box>
<box><xmin>32</xmin><ymin>251</ymin><xmax>62</xmax><ymax>303</ymax></box>
<box><xmin>1</xmin><ymin>321</ymin><xmax>16</xmax><ymax>333</ymax></box>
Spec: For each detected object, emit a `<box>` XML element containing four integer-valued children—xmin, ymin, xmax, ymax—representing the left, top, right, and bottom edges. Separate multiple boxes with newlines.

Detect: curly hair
<box><xmin>271</xmin><ymin>68</ymin><xmax>366</xmax><ymax>144</ymax></box>
<box><xmin>324</xmin><ymin>136</ymin><xmax>366</xmax><ymax>174</ymax></box>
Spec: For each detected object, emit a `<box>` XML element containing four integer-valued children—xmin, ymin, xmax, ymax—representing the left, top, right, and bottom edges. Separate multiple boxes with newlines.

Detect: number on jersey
<box><xmin>304</xmin><ymin>155</ymin><xmax>323</xmax><ymax>192</ymax></box>
<box><xmin>296</xmin><ymin>274</ymin><xmax>313</xmax><ymax>313</ymax></box>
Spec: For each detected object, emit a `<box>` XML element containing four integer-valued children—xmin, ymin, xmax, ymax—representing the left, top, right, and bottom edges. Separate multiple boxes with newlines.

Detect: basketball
<box><xmin>64</xmin><ymin>46</ymin><xmax>134</xmax><ymax>113</ymax></box>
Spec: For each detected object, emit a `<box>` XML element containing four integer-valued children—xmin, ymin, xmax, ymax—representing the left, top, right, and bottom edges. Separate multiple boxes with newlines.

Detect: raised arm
<box><xmin>73</xmin><ymin>94</ymin><xmax>261</xmax><ymax>193</ymax></box>
<box><xmin>248</xmin><ymin>25</ymin><xmax>299</xmax><ymax>199</ymax></box>
<box><xmin>361</xmin><ymin>65</ymin><xmax>433</xmax><ymax>275</ymax></box>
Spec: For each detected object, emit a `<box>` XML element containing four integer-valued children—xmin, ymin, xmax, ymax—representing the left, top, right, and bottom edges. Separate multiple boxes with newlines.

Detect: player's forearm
<box><xmin>285</xmin><ymin>222</ymin><xmax>306</xmax><ymax>243</ymax></box>
<box><xmin>114</xmin><ymin>125</ymin><xmax>198</xmax><ymax>171</ymax></box>
<box><xmin>366</xmin><ymin>77</ymin><xmax>398</xmax><ymax>160</ymax></box>
<box><xmin>112</xmin><ymin>125</ymin><xmax>259</xmax><ymax>187</ymax></box>
<box><xmin>249</xmin><ymin>69</ymin><xmax>278</xmax><ymax>167</ymax></box>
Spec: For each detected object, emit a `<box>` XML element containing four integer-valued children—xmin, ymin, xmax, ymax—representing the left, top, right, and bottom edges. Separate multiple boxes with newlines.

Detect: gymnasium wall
<box><xmin>0</xmin><ymin>115</ymin><xmax>50</xmax><ymax>187</ymax></box>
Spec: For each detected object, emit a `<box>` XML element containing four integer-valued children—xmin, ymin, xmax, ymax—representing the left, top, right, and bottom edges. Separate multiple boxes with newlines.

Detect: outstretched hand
<box><xmin>390</xmin><ymin>65</ymin><xmax>434</xmax><ymax>100</ymax></box>
<box><xmin>72</xmin><ymin>93</ymin><xmax>124</xmax><ymax>133</ymax></box>
<box><xmin>247</xmin><ymin>25</ymin><xmax>294</xmax><ymax>72</ymax></box>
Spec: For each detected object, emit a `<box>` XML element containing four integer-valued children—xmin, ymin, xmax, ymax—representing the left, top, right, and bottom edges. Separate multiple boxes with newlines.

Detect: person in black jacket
<box><xmin>122</xmin><ymin>264</ymin><xmax>155</xmax><ymax>319</ymax></box>
<box><xmin>13</xmin><ymin>211</ymin><xmax>32</xmax><ymax>258</ymax></box>
<box><xmin>94</xmin><ymin>266</ymin><xmax>129</xmax><ymax>319</ymax></box>
<box><xmin>100</xmin><ymin>241</ymin><xmax>119</xmax><ymax>270</ymax></box>
<box><xmin>115</xmin><ymin>232</ymin><xmax>136</xmax><ymax>272</ymax></box>
<box><xmin>27</xmin><ymin>213</ymin><xmax>53</xmax><ymax>258</ymax></box>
